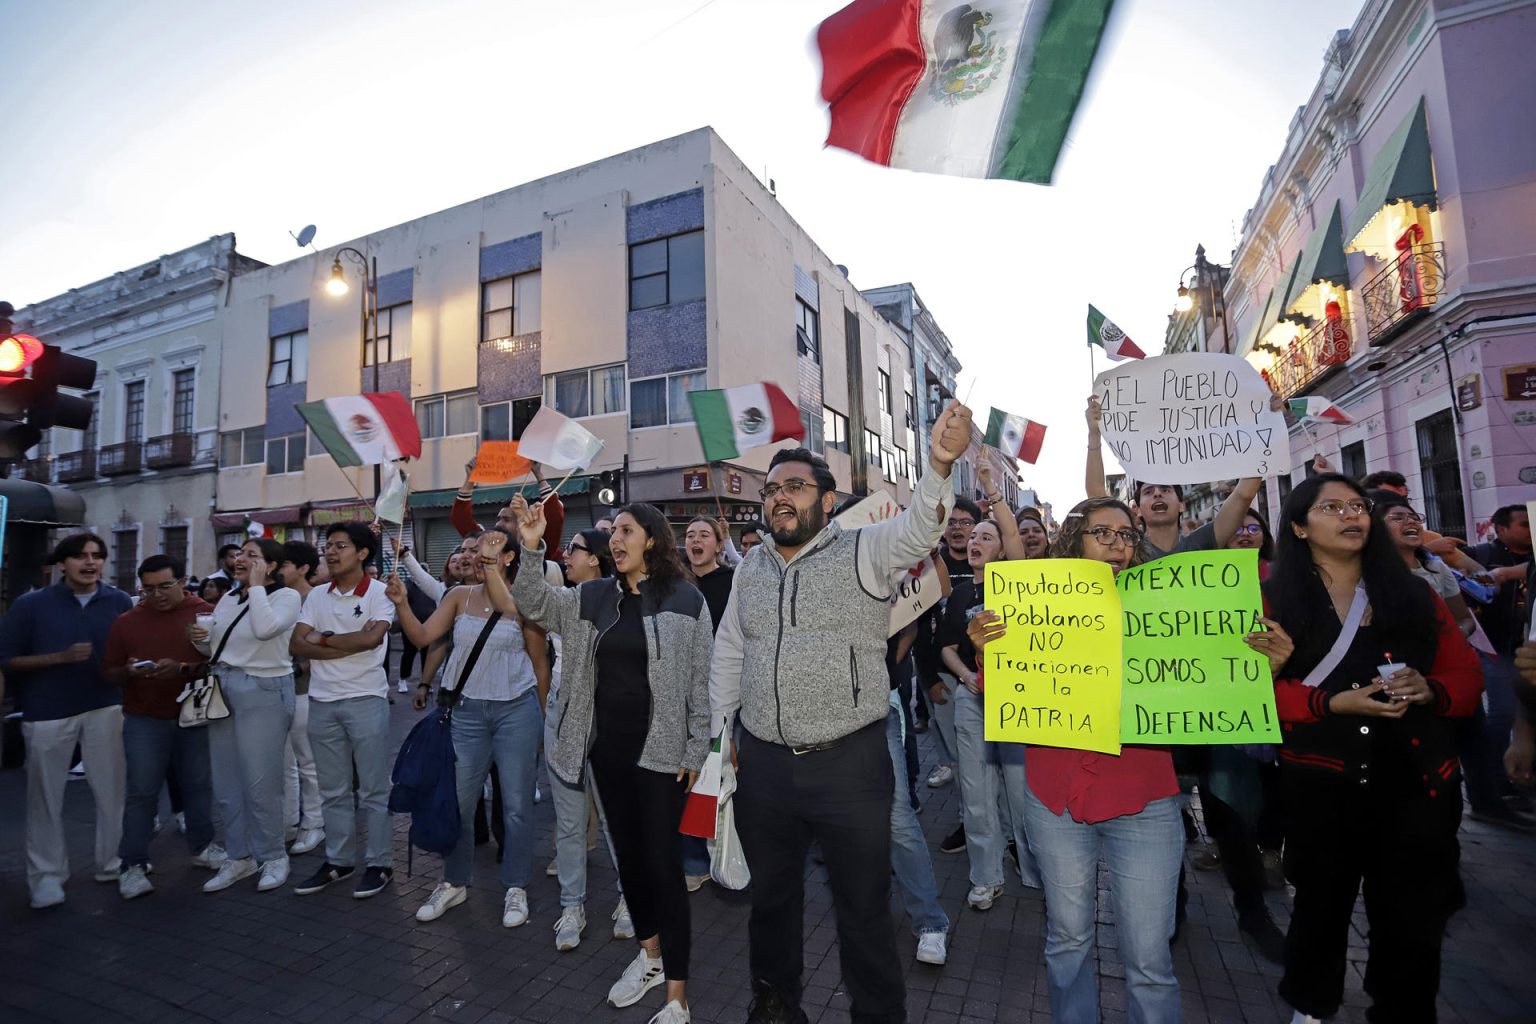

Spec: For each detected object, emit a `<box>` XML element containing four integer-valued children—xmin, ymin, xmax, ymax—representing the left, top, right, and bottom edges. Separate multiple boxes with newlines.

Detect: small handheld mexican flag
<box><xmin>1087</xmin><ymin>305</ymin><xmax>1146</xmax><ymax>361</ymax></box>
<box><xmin>679</xmin><ymin>728</ymin><xmax>726</xmax><ymax>839</ymax></box>
<box><xmin>984</xmin><ymin>408</ymin><xmax>1047</xmax><ymax>464</ymax></box>
<box><xmin>296</xmin><ymin>392</ymin><xmax>422</xmax><ymax>467</ymax></box>
<box><xmin>517</xmin><ymin>406</ymin><xmax>604</xmax><ymax>471</ymax></box>
<box><xmin>687</xmin><ymin>382</ymin><xmax>805</xmax><ymax>462</ymax></box>
<box><xmin>1287</xmin><ymin>397</ymin><xmax>1352</xmax><ymax>425</ymax></box>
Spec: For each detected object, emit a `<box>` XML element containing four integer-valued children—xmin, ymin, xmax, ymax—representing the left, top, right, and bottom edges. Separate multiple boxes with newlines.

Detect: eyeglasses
<box><xmin>1085</xmin><ymin>526</ymin><xmax>1139</xmax><ymax>548</ymax></box>
<box><xmin>323</xmin><ymin>541</ymin><xmax>355</xmax><ymax>552</ymax></box>
<box><xmin>947</xmin><ymin>518</ymin><xmax>976</xmax><ymax>529</ymax></box>
<box><xmin>760</xmin><ymin>479</ymin><xmax>815</xmax><ymax>501</ymax></box>
<box><xmin>139</xmin><ymin>579</ymin><xmax>186</xmax><ymax>595</ymax></box>
<box><xmin>568</xmin><ymin>544</ymin><xmax>589</xmax><ymax>555</ymax></box>
<box><xmin>1310</xmin><ymin>499</ymin><xmax>1372</xmax><ymax>519</ymax></box>
<box><xmin>1235</xmin><ymin>523</ymin><xmax>1264</xmax><ymax>536</ymax></box>
<box><xmin>1383</xmin><ymin>511</ymin><xmax>1424</xmax><ymax>525</ymax></box>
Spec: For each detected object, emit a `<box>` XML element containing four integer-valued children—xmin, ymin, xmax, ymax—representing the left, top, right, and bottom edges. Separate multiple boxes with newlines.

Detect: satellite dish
<box><xmin>294</xmin><ymin>225</ymin><xmax>317</xmax><ymax>248</ymax></box>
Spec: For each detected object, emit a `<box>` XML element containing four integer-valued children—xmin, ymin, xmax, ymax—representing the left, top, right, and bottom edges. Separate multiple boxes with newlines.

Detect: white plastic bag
<box><xmin>708</xmin><ymin>753</ymin><xmax>750</xmax><ymax>890</ymax></box>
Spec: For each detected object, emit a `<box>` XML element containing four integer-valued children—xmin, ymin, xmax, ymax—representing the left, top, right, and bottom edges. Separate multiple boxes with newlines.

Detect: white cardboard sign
<box><xmin>889</xmin><ymin>554</ymin><xmax>948</xmax><ymax>636</ymax></box>
<box><xmin>1094</xmin><ymin>353</ymin><xmax>1291</xmax><ymax>484</ymax></box>
<box><xmin>833</xmin><ymin>489</ymin><xmax>899</xmax><ymax>530</ymax></box>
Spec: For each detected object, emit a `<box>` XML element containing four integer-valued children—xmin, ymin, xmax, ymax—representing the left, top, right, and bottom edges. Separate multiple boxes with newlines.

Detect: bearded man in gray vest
<box><xmin>711</xmin><ymin>401</ymin><xmax>973</xmax><ymax>1024</ymax></box>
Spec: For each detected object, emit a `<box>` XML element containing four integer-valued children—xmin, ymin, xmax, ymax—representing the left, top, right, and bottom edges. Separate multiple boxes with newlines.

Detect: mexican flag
<box><xmin>1288</xmin><ymin>397</ymin><xmax>1352</xmax><ymax>425</ymax></box>
<box><xmin>688</xmin><ymin>382</ymin><xmax>804</xmax><ymax>462</ymax></box>
<box><xmin>1087</xmin><ymin>305</ymin><xmax>1146</xmax><ymax>361</ymax></box>
<box><xmin>984</xmin><ymin>407</ymin><xmax>1047</xmax><ymax>464</ymax></box>
<box><xmin>517</xmin><ymin>406</ymin><xmax>604</xmax><ymax>471</ymax></box>
<box><xmin>817</xmin><ymin>0</ymin><xmax>1116</xmax><ymax>183</ymax></box>
<box><xmin>296</xmin><ymin>392</ymin><xmax>422</xmax><ymax>467</ymax></box>
<box><xmin>679</xmin><ymin>728</ymin><xmax>726</xmax><ymax>839</ymax></box>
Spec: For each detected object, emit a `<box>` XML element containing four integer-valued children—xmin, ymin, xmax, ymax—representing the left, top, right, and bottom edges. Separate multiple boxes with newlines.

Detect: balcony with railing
<box><xmin>56</xmin><ymin>450</ymin><xmax>96</xmax><ymax>483</ymax></box>
<box><xmin>99</xmin><ymin>441</ymin><xmax>143</xmax><ymax>477</ymax></box>
<box><xmin>19</xmin><ymin>457</ymin><xmax>52</xmax><ymax>483</ymax></box>
<box><xmin>145</xmin><ymin>432</ymin><xmax>195</xmax><ymax>469</ymax></box>
<box><xmin>1362</xmin><ymin>242</ymin><xmax>1447</xmax><ymax>346</ymax></box>
<box><xmin>1260</xmin><ymin>316</ymin><xmax>1355</xmax><ymax>399</ymax></box>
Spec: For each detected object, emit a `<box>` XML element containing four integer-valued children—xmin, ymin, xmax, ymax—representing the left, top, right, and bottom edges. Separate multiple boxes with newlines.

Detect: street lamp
<box><xmin>1173</xmin><ymin>245</ymin><xmax>1232</xmax><ymax>353</ymax></box>
<box><xmin>326</xmin><ymin>246</ymin><xmax>381</xmax><ymax>495</ymax></box>
<box><xmin>1174</xmin><ymin>285</ymin><xmax>1194</xmax><ymax>313</ymax></box>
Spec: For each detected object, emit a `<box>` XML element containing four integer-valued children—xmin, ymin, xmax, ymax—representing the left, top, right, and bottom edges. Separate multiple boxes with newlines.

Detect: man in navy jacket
<box><xmin>0</xmin><ymin>533</ymin><xmax>134</xmax><ymax>909</ymax></box>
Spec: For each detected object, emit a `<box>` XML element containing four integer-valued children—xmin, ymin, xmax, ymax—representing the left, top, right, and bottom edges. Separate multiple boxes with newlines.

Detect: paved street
<box><xmin>2</xmin><ymin>689</ymin><xmax>1533</xmax><ymax>1024</ymax></box>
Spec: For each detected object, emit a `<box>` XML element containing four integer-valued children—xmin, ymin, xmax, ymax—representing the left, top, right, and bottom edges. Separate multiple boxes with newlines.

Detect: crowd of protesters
<box><xmin>0</xmin><ymin>397</ymin><xmax>1531</xmax><ymax>1024</ymax></box>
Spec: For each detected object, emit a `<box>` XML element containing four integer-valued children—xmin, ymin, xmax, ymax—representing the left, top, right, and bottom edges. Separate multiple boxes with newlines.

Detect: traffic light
<box><xmin>30</xmin><ymin>344</ymin><xmax>98</xmax><ymax>430</ymax></box>
<box><xmin>596</xmin><ymin>465</ymin><xmax>626</xmax><ymax>506</ymax></box>
<box><xmin>0</xmin><ymin>301</ymin><xmax>98</xmax><ymax>462</ymax></box>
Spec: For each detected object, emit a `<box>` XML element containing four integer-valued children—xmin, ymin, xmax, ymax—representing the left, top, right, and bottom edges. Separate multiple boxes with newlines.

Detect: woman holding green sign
<box><xmin>1263</xmin><ymin>474</ymin><xmax>1482</xmax><ymax>1024</ymax></box>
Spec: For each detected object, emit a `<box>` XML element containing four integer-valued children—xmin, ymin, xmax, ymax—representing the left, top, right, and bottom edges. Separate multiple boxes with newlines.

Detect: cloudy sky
<box><xmin>2</xmin><ymin>0</ymin><xmax>1351</xmax><ymax>504</ymax></box>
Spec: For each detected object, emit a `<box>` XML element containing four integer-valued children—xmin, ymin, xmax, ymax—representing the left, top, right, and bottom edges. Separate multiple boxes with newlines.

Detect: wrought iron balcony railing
<box><xmin>1261</xmin><ymin>316</ymin><xmax>1354</xmax><ymax>399</ymax></box>
<box><xmin>99</xmin><ymin>441</ymin><xmax>143</xmax><ymax>477</ymax></box>
<box><xmin>145</xmin><ymin>432</ymin><xmax>195</xmax><ymax>469</ymax></box>
<box><xmin>56</xmin><ymin>450</ymin><xmax>97</xmax><ymax>483</ymax></box>
<box><xmin>1362</xmin><ymin>242</ymin><xmax>1447</xmax><ymax>345</ymax></box>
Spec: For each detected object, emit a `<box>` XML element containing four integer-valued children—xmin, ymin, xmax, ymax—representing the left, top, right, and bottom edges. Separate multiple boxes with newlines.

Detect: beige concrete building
<box><xmin>216</xmin><ymin>129</ymin><xmax>925</xmax><ymax>567</ymax></box>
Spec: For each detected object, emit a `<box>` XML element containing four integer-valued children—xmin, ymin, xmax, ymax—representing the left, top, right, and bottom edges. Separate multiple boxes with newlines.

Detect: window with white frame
<box><xmin>878</xmin><ymin>370</ymin><xmax>891</xmax><ymax>414</ymax></box>
<box><xmin>796</xmin><ymin>298</ymin><xmax>819</xmax><ymax>363</ymax></box>
<box><xmin>800</xmin><ymin>405</ymin><xmax>824</xmax><ymax>454</ymax></box>
<box><xmin>415</xmin><ymin>390</ymin><xmax>477</xmax><ymax>440</ymax></box>
<box><xmin>629</xmin><ymin>231</ymin><xmax>705</xmax><ymax>310</ymax></box>
<box><xmin>545</xmin><ymin>365</ymin><xmax>625</xmax><ymax>419</ymax></box>
<box><xmin>630</xmin><ymin>370</ymin><xmax>705</xmax><ymax>428</ymax></box>
<box><xmin>123</xmin><ymin>380</ymin><xmax>146</xmax><ymax>443</ymax></box>
<box><xmin>266</xmin><ymin>433</ymin><xmax>305</xmax><ymax>475</ymax></box>
<box><xmin>220</xmin><ymin>428</ymin><xmax>265</xmax><ymax>467</ymax></box>
<box><xmin>823</xmin><ymin>407</ymin><xmax>849</xmax><ymax>453</ymax></box>
<box><xmin>865</xmin><ymin>429</ymin><xmax>883</xmax><ymax>469</ymax></box>
<box><xmin>172</xmin><ymin>368</ymin><xmax>196</xmax><ymax>434</ymax></box>
<box><xmin>480</xmin><ymin>396</ymin><xmax>543</xmax><ymax>442</ymax></box>
<box><xmin>82</xmin><ymin>392</ymin><xmax>100</xmax><ymax>452</ymax></box>
<box><xmin>268</xmin><ymin>330</ymin><xmax>308</xmax><ymax>387</ymax></box>
<box><xmin>366</xmin><ymin>304</ymin><xmax>412</xmax><ymax>365</ymax></box>
<box><xmin>481</xmin><ymin>271</ymin><xmax>541</xmax><ymax>344</ymax></box>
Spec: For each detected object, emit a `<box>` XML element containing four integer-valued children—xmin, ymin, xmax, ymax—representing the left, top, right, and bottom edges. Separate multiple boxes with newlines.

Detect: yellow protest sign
<box><xmin>983</xmin><ymin>559</ymin><xmax>1122</xmax><ymax>754</ymax></box>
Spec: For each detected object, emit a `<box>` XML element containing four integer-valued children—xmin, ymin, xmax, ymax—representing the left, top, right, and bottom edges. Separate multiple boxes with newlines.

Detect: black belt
<box><xmin>749</xmin><ymin>718</ymin><xmax>882</xmax><ymax>756</ymax></box>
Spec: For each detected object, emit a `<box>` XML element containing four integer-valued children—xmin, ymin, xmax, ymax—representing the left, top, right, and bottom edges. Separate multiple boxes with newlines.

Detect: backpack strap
<box><xmin>439</xmin><ymin>611</ymin><xmax>503</xmax><ymax>710</ymax></box>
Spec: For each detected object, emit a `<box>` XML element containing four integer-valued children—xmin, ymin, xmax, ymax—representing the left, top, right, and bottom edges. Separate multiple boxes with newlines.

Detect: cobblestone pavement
<box><xmin>2</xmin><ymin>691</ymin><xmax>1533</xmax><ymax>1024</ymax></box>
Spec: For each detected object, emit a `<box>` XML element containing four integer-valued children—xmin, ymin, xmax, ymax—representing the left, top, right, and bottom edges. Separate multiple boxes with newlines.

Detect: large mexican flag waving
<box><xmin>1087</xmin><ymin>305</ymin><xmax>1146</xmax><ymax>361</ymax></box>
<box><xmin>817</xmin><ymin>0</ymin><xmax>1116</xmax><ymax>183</ymax></box>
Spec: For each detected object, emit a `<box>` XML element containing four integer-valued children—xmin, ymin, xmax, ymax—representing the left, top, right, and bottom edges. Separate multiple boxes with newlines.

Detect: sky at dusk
<box><xmin>1</xmin><ymin>0</ymin><xmax>1355</xmax><ymax>506</ymax></box>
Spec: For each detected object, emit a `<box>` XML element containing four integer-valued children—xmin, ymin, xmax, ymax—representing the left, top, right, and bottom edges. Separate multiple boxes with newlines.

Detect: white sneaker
<box><xmin>153</xmin><ymin>814</ymin><xmax>163</xmax><ymax>834</ymax></box>
<box><xmin>967</xmin><ymin>884</ymin><xmax>1003</xmax><ymax>910</ymax></box>
<box><xmin>545</xmin><ymin>858</ymin><xmax>559</xmax><ymax>877</ymax></box>
<box><xmin>203</xmin><ymin>857</ymin><xmax>258</xmax><ymax>893</ymax></box>
<box><xmin>176</xmin><ymin>812</ymin><xmax>187</xmax><ymax>834</ymax></box>
<box><xmin>290</xmin><ymin>828</ymin><xmax>325</xmax><ymax>855</ymax></box>
<box><xmin>612</xmin><ymin>897</ymin><xmax>636</xmax><ymax>940</ymax></box>
<box><xmin>554</xmin><ymin>904</ymin><xmax>586</xmax><ymax>951</ymax></box>
<box><xmin>534</xmin><ymin>784</ymin><xmax>543</xmax><ymax>804</ymax></box>
<box><xmin>685</xmin><ymin>874</ymin><xmax>709</xmax><ymax>893</ymax></box>
<box><xmin>119</xmin><ymin>865</ymin><xmax>154</xmax><ymax>900</ymax></box>
<box><xmin>608</xmin><ymin>948</ymin><xmax>665</xmax><ymax>1008</ymax></box>
<box><xmin>647</xmin><ymin>1000</ymin><xmax>690</xmax><ymax>1024</ymax></box>
<box><xmin>916</xmin><ymin>930</ymin><xmax>948</xmax><ymax>965</ymax></box>
<box><xmin>192</xmin><ymin>843</ymin><xmax>228</xmax><ymax>869</ymax></box>
<box><xmin>94</xmin><ymin>858</ymin><xmax>123</xmax><ymax>882</ymax></box>
<box><xmin>926</xmin><ymin>765</ymin><xmax>954</xmax><ymax>788</ymax></box>
<box><xmin>257</xmin><ymin>857</ymin><xmax>290</xmax><ymax>891</ymax></box>
<box><xmin>1290</xmin><ymin>1014</ymin><xmax>1323</xmax><ymax>1024</ymax></box>
<box><xmin>502</xmin><ymin>886</ymin><xmax>530</xmax><ymax>928</ymax></box>
<box><xmin>416</xmin><ymin>882</ymin><xmax>467</xmax><ymax>922</ymax></box>
<box><xmin>398</xmin><ymin>679</ymin><xmax>409</xmax><ymax>693</ymax></box>
<box><xmin>30</xmin><ymin>879</ymin><xmax>66</xmax><ymax>910</ymax></box>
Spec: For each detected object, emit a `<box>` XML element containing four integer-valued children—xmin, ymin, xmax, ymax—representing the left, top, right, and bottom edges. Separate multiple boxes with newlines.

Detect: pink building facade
<box><xmin>1219</xmin><ymin>0</ymin><xmax>1536</xmax><ymax>539</ymax></box>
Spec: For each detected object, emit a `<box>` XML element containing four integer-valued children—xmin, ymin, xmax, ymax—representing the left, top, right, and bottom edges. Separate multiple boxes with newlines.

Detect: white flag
<box><xmin>374</xmin><ymin>464</ymin><xmax>409</xmax><ymax>524</ymax></box>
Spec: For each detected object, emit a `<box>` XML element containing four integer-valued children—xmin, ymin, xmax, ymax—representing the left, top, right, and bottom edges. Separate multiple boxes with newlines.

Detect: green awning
<box><xmin>1271</xmin><ymin>259</ymin><xmax>1304</xmax><ymax>326</ymax></box>
<box><xmin>1281</xmin><ymin>201</ymin><xmax>1350</xmax><ymax>318</ymax></box>
<box><xmin>1236</xmin><ymin>289</ymin><xmax>1275</xmax><ymax>356</ymax></box>
<box><xmin>1345</xmin><ymin>97</ymin><xmax>1436</xmax><ymax>248</ymax></box>
<box><xmin>408</xmin><ymin>475</ymin><xmax>590</xmax><ymax>510</ymax></box>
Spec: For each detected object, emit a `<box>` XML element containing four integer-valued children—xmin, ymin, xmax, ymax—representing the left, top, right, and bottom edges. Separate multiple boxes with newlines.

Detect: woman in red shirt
<box><xmin>1264</xmin><ymin>474</ymin><xmax>1480</xmax><ymax>1024</ymax></box>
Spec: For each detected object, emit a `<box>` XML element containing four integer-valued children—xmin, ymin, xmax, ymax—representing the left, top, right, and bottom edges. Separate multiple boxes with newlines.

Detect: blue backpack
<box><xmin>389</xmin><ymin>611</ymin><xmax>502</xmax><ymax>863</ymax></box>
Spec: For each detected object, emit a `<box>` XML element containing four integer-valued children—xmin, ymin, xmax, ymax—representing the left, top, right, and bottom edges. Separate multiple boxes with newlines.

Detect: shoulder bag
<box><xmin>177</xmin><ymin>604</ymin><xmax>250</xmax><ymax>728</ymax></box>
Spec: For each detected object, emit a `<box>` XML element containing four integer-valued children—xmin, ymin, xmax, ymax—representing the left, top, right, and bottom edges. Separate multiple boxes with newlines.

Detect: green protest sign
<box><xmin>1116</xmin><ymin>548</ymin><xmax>1280</xmax><ymax>744</ymax></box>
<box><xmin>983</xmin><ymin>559</ymin><xmax>1123</xmax><ymax>754</ymax></box>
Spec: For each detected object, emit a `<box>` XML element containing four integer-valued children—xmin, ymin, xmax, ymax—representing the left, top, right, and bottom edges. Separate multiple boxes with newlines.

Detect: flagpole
<box><xmin>1297</xmin><ymin>417</ymin><xmax>1320</xmax><ymax>453</ymax></box>
<box><xmin>343</xmin><ymin>467</ymin><xmax>378</xmax><ymax>520</ymax></box>
<box><xmin>707</xmin><ymin>462</ymin><xmax>727</xmax><ymax>522</ymax></box>
<box><xmin>395</xmin><ymin>463</ymin><xmax>411</xmax><ymax>557</ymax></box>
<box><xmin>538</xmin><ymin>466</ymin><xmax>580</xmax><ymax>506</ymax></box>
<box><xmin>1089</xmin><ymin>344</ymin><xmax>1097</xmax><ymax>389</ymax></box>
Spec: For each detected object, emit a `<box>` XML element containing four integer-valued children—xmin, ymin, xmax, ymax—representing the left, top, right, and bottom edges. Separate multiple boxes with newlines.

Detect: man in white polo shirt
<box><xmin>289</xmin><ymin>522</ymin><xmax>397</xmax><ymax>899</ymax></box>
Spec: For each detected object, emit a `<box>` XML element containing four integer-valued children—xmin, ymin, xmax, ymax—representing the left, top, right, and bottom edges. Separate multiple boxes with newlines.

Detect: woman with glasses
<box><xmin>966</xmin><ymin>496</ymin><xmax>1219</xmax><ymax>1023</ymax></box>
<box><xmin>1375</xmin><ymin>493</ymin><xmax>1478</xmax><ymax>638</ymax></box>
<box><xmin>189</xmin><ymin>537</ymin><xmax>303</xmax><ymax>895</ymax></box>
<box><xmin>1227</xmin><ymin>508</ymin><xmax>1275</xmax><ymax>578</ymax></box>
<box><xmin>1264</xmin><ymin>474</ymin><xmax>1481</xmax><ymax>1024</ymax></box>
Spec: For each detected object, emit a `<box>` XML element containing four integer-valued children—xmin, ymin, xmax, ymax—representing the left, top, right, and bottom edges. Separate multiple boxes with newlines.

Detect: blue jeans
<box><xmin>209</xmin><ymin>669</ymin><xmax>295</xmax><ymax>863</ymax></box>
<box><xmin>923</xmin><ymin>674</ymin><xmax>959</xmax><ymax>766</ymax></box>
<box><xmin>445</xmin><ymin>692</ymin><xmax>542</xmax><ymax>889</ymax></box>
<box><xmin>308</xmin><ymin>694</ymin><xmax>393</xmax><ymax>870</ymax></box>
<box><xmin>546</xmin><ymin>698</ymin><xmax>622</xmax><ymax>906</ymax></box>
<box><xmin>1022</xmin><ymin>787</ymin><xmax>1183</xmax><ymax>1024</ymax></box>
<box><xmin>954</xmin><ymin>685</ymin><xmax>1041</xmax><ymax>889</ymax></box>
<box><xmin>120</xmin><ymin>714</ymin><xmax>215</xmax><ymax>866</ymax></box>
<box><xmin>886</xmin><ymin>708</ymin><xmax>948</xmax><ymax>936</ymax></box>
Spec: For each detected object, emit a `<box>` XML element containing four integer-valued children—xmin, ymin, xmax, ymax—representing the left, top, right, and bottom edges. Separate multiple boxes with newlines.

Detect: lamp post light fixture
<box><xmin>1173</xmin><ymin>245</ymin><xmax>1232</xmax><ymax>354</ymax></box>
<box><xmin>326</xmin><ymin>246</ymin><xmax>382</xmax><ymax>496</ymax></box>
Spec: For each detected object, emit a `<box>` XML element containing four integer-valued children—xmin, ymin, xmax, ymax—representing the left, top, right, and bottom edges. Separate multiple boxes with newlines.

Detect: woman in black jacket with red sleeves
<box><xmin>1262</xmin><ymin>474</ymin><xmax>1482</xmax><ymax>1024</ymax></box>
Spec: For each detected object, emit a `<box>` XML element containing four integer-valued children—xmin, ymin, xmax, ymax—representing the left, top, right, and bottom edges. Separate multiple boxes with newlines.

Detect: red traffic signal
<box><xmin>0</xmin><ymin>333</ymin><xmax>43</xmax><ymax>375</ymax></box>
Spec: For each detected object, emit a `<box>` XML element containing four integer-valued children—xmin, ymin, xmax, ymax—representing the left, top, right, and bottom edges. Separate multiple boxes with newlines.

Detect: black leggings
<box><xmin>588</xmin><ymin>748</ymin><xmax>691</xmax><ymax>982</ymax></box>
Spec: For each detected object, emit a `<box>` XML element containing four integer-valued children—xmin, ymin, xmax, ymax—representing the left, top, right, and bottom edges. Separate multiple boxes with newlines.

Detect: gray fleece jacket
<box><xmin>710</xmin><ymin>468</ymin><xmax>955</xmax><ymax>748</ymax></box>
<box><xmin>512</xmin><ymin>545</ymin><xmax>714</xmax><ymax>785</ymax></box>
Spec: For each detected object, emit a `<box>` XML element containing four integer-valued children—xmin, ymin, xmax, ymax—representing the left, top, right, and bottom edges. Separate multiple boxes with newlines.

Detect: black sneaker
<box><xmin>353</xmin><ymin>866</ymin><xmax>393</xmax><ymax>899</ymax></box>
<box><xmin>939</xmin><ymin>824</ymin><xmax>966</xmax><ymax>855</ymax></box>
<box><xmin>1238</xmin><ymin>909</ymin><xmax>1288</xmax><ymax>965</ymax></box>
<box><xmin>293</xmin><ymin>862</ymin><xmax>354</xmax><ymax>895</ymax></box>
<box><xmin>746</xmin><ymin>984</ymin><xmax>809</xmax><ymax>1024</ymax></box>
